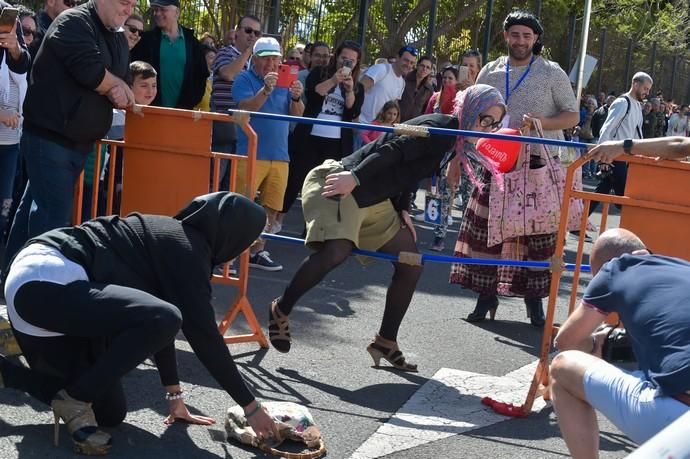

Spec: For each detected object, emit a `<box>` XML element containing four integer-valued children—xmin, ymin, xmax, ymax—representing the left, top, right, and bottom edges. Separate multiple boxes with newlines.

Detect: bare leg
<box><xmin>550</xmin><ymin>350</ymin><xmax>602</xmax><ymax>459</ymax></box>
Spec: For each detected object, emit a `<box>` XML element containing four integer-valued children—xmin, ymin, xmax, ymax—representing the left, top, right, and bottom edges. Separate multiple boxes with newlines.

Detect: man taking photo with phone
<box><xmin>231</xmin><ymin>36</ymin><xmax>304</xmax><ymax>272</ymax></box>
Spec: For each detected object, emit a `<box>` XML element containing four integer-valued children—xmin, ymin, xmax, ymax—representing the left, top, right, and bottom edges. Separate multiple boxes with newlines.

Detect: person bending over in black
<box><xmin>1</xmin><ymin>192</ymin><xmax>281</xmax><ymax>455</ymax></box>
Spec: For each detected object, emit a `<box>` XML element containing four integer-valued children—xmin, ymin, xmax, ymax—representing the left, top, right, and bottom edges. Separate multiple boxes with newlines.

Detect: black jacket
<box><xmin>293</xmin><ymin>66</ymin><xmax>365</xmax><ymax>159</ymax></box>
<box><xmin>343</xmin><ymin>113</ymin><xmax>458</xmax><ymax>211</ymax></box>
<box><xmin>131</xmin><ymin>25</ymin><xmax>209</xmax><ymax>109</ymax></box>
<box><xmin>22</xmin><ymin>1</ymin><xmax>128</xmax><ymax>151</ymax></box>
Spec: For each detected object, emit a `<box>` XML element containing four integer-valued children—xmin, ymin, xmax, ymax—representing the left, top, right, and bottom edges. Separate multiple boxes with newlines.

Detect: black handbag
<box><xmin>601</xmin><ymin>322</ymin><xmax>636</xmax><ymax>363</ymax></box>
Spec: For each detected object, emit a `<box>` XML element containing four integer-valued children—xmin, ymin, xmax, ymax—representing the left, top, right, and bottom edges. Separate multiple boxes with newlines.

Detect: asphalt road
<box><xmin>0</xmin><ymin>183</ymin><xmax>634</xmax><ymax>459</ymax></box>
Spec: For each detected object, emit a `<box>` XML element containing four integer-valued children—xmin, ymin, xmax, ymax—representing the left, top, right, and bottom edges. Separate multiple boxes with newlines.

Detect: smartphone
<box><xmin>0</xmin><ymin>7</ymin><xmax>18</xmax><ymax>34</ymax></box>
<box><xmin>457</xmin><ymin>65</ymin><xmax>470</xmax><ymax>82</ymax></box>
<box><xmin>341</xmin><ymin>58</ymin><xmax>354</xmax><ymax>77</ymax></box>
<box><xmin>276</xmin><ymin>64</ymin><xmax>299</xmax><ymax>89</ymax></box>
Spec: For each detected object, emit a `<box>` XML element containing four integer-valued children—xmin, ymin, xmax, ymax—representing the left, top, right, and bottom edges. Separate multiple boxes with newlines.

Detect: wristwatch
<box><xmin>623</xmin><ymin>138</ymin><xmax>634</xmax><ymax>155</ymax></box>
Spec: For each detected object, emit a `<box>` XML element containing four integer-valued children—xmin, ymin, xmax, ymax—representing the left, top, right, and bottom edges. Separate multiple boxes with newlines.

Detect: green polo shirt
<box><xmin>159</xmin><ymin>26</ymin><xmax>186</xmax><ymax>107</ymax></box>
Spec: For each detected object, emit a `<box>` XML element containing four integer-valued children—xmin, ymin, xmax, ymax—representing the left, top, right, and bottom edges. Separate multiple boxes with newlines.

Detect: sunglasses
<box><xmin>399</xmin><ymin>45</ymin><xmax>419</xmax><ymax>57</ymax></box>
<box><xmin>126</xmin><ymin>25</ymin><xmax>143</xmax><ymax>35</ymax></box>
<box><xmin>63</xmin><ymin>0</ymin><xmax>79</xmax><ymax>7</ymax></box>
<box><xmin>23</xmin><ymin>29</ymin><xmax>35</xmax><ymax>37</ymax></box>
<box><xmin>479</xmin><ymin>114</ymin><xmax>503</xmax><ymax>131</ymax></box>
<box><xmin>241</xmin><ymin>27</ymin><xmax>262</xmax><ymax>37</ymax></box>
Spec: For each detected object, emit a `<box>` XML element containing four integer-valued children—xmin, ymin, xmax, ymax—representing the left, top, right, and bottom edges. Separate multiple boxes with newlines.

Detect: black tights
<box><xmin>276</xmin><ymin>227</ymin><xmax>422</xmax><ymax>341</ymax></box>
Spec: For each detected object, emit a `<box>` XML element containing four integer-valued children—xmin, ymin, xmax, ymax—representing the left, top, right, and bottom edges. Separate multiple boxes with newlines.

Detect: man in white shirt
<box><xmin>590</xmin><ymin>71</ymin><xmax>652</xmax><ymax>215</ymax></box>
<box><xmin>358</xmin><ymin>45</ymin><xmax>418</xmax><ymax>125</ymax></box>
<box><xmin>666</xmin><ymin>104</ymin><xmax>688</xmax><ymax>137</ymax></box>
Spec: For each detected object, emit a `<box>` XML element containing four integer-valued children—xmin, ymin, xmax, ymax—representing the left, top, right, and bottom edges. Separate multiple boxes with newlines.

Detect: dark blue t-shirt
<box><xmin>583</xmin><ymin>254</ymin><xmax>690</xmax><ymax>396</ymax></box>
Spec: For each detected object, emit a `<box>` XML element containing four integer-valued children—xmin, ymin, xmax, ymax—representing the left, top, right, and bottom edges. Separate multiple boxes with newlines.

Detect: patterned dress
<box><xmin>449</xmin><ymin>55</ymin><xmax>578</xmax><ymax>298</ymax></box>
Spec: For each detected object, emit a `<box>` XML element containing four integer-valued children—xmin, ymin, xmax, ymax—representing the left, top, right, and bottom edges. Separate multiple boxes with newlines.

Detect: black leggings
<box><xmin>276</xmin><ymin>226</ymin><xmax>422</xmax><ymax>341</ymax></box>
<box><xmin>3</xmin><ymin>280</ymin><xmax>181</xmax><ymax>426</ymax></box>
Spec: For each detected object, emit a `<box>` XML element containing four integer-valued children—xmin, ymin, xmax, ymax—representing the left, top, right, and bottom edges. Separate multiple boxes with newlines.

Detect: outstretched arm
<box><xmin>588</xmin><ymin>137</ymin><xmax>690</xmax><ymax>164</ymax></box>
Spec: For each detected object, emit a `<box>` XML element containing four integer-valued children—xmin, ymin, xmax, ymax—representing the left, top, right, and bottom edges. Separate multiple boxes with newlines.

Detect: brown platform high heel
<box><xmin>366</xmin><ymin>335</ymin><xmax>418</xmax><ymax>372</ymax></box>
<box><xmin>51</xmin><ymin>389</ymin><xmax>112</xmax><ymax>455</ymax></box>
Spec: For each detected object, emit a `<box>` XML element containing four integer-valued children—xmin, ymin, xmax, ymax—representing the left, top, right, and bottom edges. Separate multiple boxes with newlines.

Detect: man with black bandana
<box><xmin>1</xmin><ymin>192</ymin><xmax>281</xmax><ymax>454</ymax></box>
<box><xmin>469</xmin><ymin>10</ymin><xmax>579</xmax><ymax>325</ymax></box>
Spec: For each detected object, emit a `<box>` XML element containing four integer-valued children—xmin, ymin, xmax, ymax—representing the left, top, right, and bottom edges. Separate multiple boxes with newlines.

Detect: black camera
<box><xmin>596</xmin><ymin>163</ymin><xmax>613</xmax><ymax>179</ymax></box>
<box><xmin>600</xmin><ymin>325</ymin><xmax>636</xmax><ymax>363</ymax></box>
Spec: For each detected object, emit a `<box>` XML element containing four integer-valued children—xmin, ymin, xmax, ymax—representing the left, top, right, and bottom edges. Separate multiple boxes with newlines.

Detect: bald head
<box><xmin>590</xmin><ymin>228</ymin><xmax>647</xmax><ymax>274</ymax></box>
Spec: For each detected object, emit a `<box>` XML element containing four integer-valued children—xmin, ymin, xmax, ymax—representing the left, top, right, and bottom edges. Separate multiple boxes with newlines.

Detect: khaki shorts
<box><xmin>302</xmin><ymin>160</ymin><xmax>401</xmax><ymax>251</ymax></box>
<box><xmin>234</xmin><ymin>159</ymin><xmax>288</xmax><ymax>211</ymax></box>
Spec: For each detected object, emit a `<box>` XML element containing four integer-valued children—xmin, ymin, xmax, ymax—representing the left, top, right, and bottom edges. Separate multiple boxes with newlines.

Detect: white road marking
<box><xmin>349</xmin><ymin>360</ymin><xmax>548</xmax><ymax>459</ymax></box>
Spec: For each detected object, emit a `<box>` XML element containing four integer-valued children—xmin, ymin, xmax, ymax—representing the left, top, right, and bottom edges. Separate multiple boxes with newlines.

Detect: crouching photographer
<box><xmin>549</xmin><ymin>228</ymin><xmax>690</xmax><ymax>459</ymax></box>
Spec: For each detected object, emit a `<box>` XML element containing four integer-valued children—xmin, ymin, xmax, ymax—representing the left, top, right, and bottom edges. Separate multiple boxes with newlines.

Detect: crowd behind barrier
<box><xmin>0</xmin><ymin>3</ymin><xmax>689</xmax><ymax>459</ymax></box>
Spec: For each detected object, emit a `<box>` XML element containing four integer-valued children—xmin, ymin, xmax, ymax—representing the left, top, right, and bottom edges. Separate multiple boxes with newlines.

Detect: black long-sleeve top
<box><xmin>342</xmin><ymin>113</ymin><xmax>458</xmax><ymax>212</ymax></box>
<box><xmin>28</xmin><ymin>193</ymin><xmax>266</xmax><ymax>407</ymax></box>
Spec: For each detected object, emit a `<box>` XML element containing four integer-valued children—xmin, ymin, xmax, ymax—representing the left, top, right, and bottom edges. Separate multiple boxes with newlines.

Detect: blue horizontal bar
<box><xmin>261</xmin><ymin>233</ymin><xmax>591</xmax><ymax>272</ymax></box>
<box><xmin>228</xmin><ymin>109</ymin><xmax>593</xmax><ymax>150</ymax></box>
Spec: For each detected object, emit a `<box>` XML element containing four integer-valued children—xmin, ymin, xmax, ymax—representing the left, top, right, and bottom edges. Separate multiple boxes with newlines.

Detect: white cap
<box><xmin>253</xmin><ymin>37</ymin><xmax>282</xmax><ymax>57</ymax></box>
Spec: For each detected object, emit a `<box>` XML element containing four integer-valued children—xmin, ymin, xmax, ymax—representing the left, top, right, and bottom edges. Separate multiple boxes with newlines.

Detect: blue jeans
<box><xmin>0</xmin><ymin>143</ymin><xmax>20</xmax><ymax>235</ymax></box>
<box><xmin>3</xmin><ymin>130</ymin><xmax>88</xmax><ymax>269</ymax></box>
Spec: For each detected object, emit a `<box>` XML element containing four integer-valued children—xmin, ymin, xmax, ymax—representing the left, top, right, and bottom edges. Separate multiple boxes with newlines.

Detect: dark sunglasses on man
<box><xmin>241</xmin><ymin>26</ymin><xmax>262</xmax><ymax>37</ymax></box>
<box><xmin>63</xmin><ymin>0</ymin><xmax>79</xmax><ymax>7</ymax></box>
<box><xmin>398</xmin><ymin>45</ymin><xmax>419</xmax><ymax>57</ymax></box>
<box><xmin>23</xmin><ymin>29</ymin><xmax>35</xmax><ymax>37</ymax></box>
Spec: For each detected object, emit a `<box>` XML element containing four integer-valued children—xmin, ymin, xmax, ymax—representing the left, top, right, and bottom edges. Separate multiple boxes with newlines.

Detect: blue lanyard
<box><xmin>505</xmin><ymin>55</ymin><xmax>535</xmax><ymax>104</ymax></box>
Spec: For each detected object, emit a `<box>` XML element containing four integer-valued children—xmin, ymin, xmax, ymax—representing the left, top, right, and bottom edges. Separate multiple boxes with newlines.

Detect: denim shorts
<box><xmin>583</xmin><ymin>360</ymin><xmax>690</xmax><ymax>444</ymax></box>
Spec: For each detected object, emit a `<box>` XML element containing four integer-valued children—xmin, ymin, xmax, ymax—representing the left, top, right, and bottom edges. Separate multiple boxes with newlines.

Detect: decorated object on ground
<box><xmin>225</xmin><ymin>401</ymin><xmax>326</xmax><ymax>459</ymax></box>
<box><xmin>475</xmin><ymin>128</ymin><xmax>522</xmax><ymax>173</ymax></box>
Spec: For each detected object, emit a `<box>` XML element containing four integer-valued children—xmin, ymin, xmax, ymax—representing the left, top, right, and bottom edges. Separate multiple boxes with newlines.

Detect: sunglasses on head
<box><xmin>126</xmin><ymin>25</ymin><xmax>143</xmax><ymax>35</ymax></box>
<box><xmin>399</xmin><ymin>45</ymin><xmax>419</xmax><ymax>57</ymax></box>
<box><xmin>479</xmin><ymin>114</ymin><xmax>503</xmax><ymax>131</ymax></box>
<box><xmin>241</xmin><ymin>26</ymin><xmax>262</xmax><ymax>37</ymax></box>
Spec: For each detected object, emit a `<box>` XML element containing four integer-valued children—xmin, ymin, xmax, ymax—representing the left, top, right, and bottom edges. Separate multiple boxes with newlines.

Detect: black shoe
<box><xmin>466</xmin><ymin>295</ymin><xmax>499</xmax><ymax>322</ymax></box>
<box><xmin>524</xmin><ymin>297</ymin><xmax>545</xmax><ymax>327</ymax></box>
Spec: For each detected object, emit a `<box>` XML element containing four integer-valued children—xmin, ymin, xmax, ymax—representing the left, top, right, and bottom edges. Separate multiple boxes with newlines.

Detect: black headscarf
<box><xmin>174</xmin><ymin>192</ymin><xmax>266</xmax><ymax>265</ymax></box>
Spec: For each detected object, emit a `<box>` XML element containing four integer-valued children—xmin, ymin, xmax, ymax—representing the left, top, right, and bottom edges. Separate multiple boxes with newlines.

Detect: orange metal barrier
<box><xmin>521</xmin><ymin>153</ymin><xmax>690</xmax><ymax>414</ymax></box>
<box><xmin>74</xmin><ymin>106</ymin><xmax>268</xmax><ymax>348</ymax></box>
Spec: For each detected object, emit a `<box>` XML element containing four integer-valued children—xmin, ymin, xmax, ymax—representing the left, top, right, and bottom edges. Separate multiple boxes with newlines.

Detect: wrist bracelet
<box><xmin>262</xmin><ymin>88</ymin><xmax>271</xmax><ymax>96</ymax></box>
<box><xmin>244</xmin><ymin>401</ymin><xmax>262</xmax><ymax>418</ymax></box>
<box><xmin>165</xmin><ymin>390</ymin><xmax>184</xmax><ymax>401</ymax></box>
<box><xmin>291</xmin><ymin>96</ymin><xmax>301</xmax><ymax>102</ymax></box>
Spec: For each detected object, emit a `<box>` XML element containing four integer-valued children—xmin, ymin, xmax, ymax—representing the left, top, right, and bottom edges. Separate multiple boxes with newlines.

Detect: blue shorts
<box><xmin>583</xmin><ymin>360</ymin><xmax>690</xmax><ymax>444</ymax></box>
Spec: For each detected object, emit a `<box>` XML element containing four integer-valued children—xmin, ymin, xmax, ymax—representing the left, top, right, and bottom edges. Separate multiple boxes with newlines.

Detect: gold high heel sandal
<box><xmin>268</xmin><ymin>299</ymin><xmax>291</xmax><ymax>353</ymax></box>
<box><xmin>366</xmin><ymin>335</ymin><xmax>418</xmax><ymax>372</ymax></box>
<box><xmin>51</xmin><ymin>389</ymin><xmax>112</xmax><ymax>455</ymax></box>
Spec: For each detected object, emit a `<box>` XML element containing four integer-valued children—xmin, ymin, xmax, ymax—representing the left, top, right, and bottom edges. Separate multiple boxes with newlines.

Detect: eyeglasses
<box><xmin>241</xmin><ymin>27</ymin><xmax>262</xmax><ymax>37</ymax></box>
<box><xmin>399</xmin><ymin>45</ymin><xmax>419</xmax><ymax>57</ymax></box>
<box><xmin>126</xmin><ymin>25</ymin><xmax>143</xmax><ymax>35</ymax></box>
<box><xmin>479</xmin><ymin>114</ymin><xmax>503</xmax><ymax>131</ymax></box>
<box><xmin>23</xmin><ymin>29</ymin><xmax>35</xmax><ymax>37</ymax></box>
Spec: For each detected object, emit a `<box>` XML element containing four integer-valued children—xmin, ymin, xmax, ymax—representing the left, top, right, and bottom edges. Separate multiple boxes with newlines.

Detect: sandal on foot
<box><xmin>366</xmin><ymin>335</ymin><xmax>418</xmax><ymax>372</ymax></box>
<box><xmin>268</xmin><ymin>299</ymin><xmax>291</xmax><ymax>353</ymax></box>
